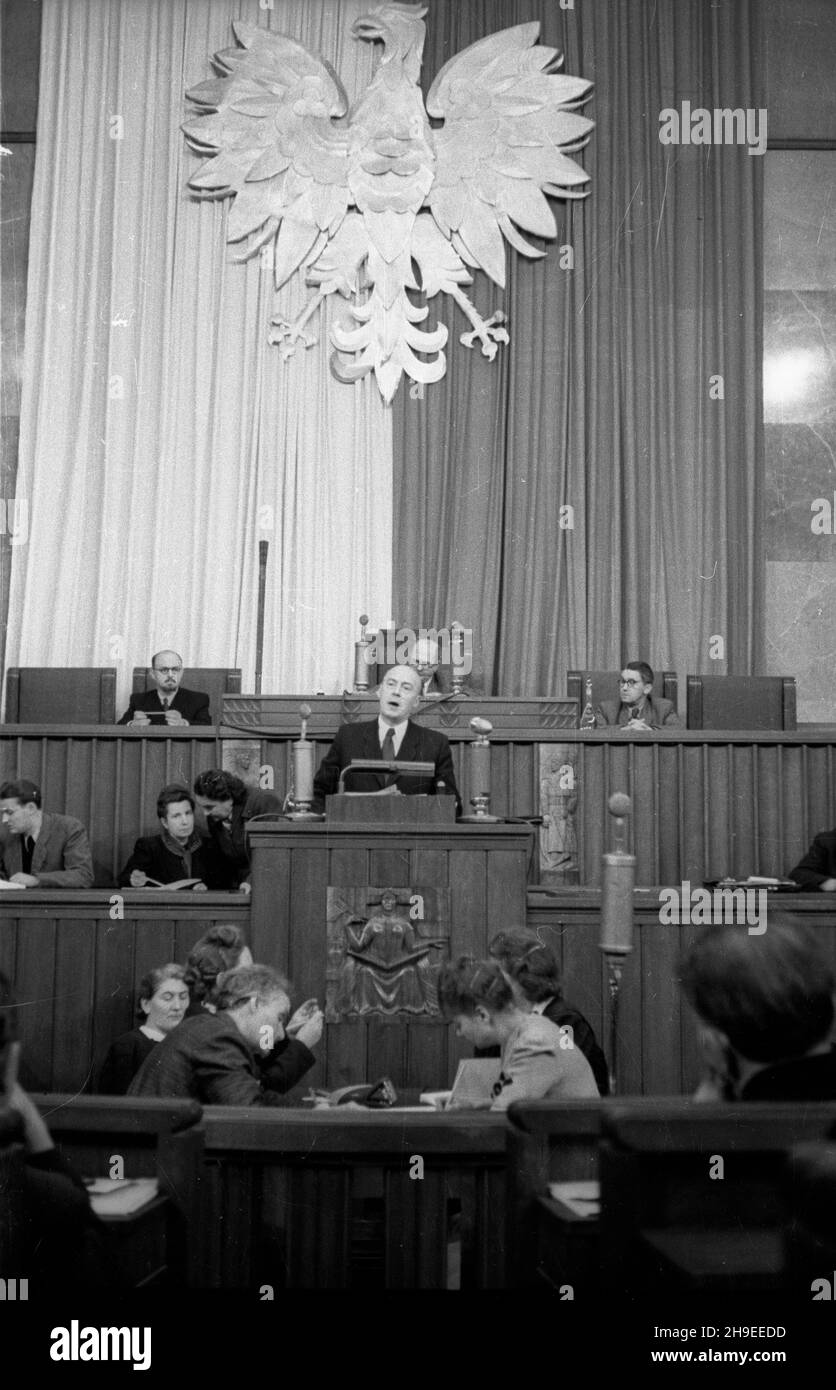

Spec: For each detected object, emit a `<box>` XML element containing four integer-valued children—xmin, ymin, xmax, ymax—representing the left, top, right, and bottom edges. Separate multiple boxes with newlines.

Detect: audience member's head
<box><xmin>137</xmin><ymin>963</ymin><xmax>189</xmax><ymax>1034</ymax></box>
<box><xmin>438</xmin><ymin>956</ymin><xmax>516</xmax><ymax>1048</ymax></box>
<box><xmin>0</xmin><ymin>779</ymin><xmax>42</xmax><ymax>836</ymax></box>
<box><xmin>680</xmin><ymin>914</ymin><xmax>835</xmax><ymax>1071</ymax></box>
<box><xmin>619</xmin><ymin>661</ymin><xmax>654</xmax><ymax>704</ymax></box>
<box><xmin>156</xmin><ymin>784</ymin><xmax>196</xmax><ymax>844</ymax></box>
<box><xmin>408</xmin><ymin>638</ymin><xmax>440</xmax><ymax>682</ymax></box>
<box><xmin>193</xmin><ymin>769</ymin><xmax>247</xmax><ymax>821</ymax></box>
<box><xmin>215</xmin><ymin>964</ymin><xmax>291</xmax><ymax>1050</ymax></box>
<box><xmin>185</xmin><ymin>924</ymin><xmax>253</xmax><ymax>1010</ymax></box>
<box><xmin>488</xmin><ymin>929</ymin><xmax>563</xmax><ymax>1005</ymax></box>
<box><xmin>149</xmin><ymin>650</ymin><xmax>184</xmax><ymax>698</ymax></box>
<box><xmin>377</xmin><ymin>664</ymin><xmax>422</xmax><ymax>726</ymax></box>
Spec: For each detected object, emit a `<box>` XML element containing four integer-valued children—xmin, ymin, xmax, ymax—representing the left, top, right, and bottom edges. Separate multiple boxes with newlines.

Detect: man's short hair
<box><xmin>151</xmin><ymin>651</ymin><xmax>182</xmax><ymax>669</ymax></box>
<box><xmin>488</xmin><ymin>929</ymin><xmax>563</xmax><ymax>1003</ymax></box>
<box><xmin>680</xmin><ymin>913</ymin><xmax>835</xmax><ymax>1063</ymax></box>
<box><xmin>193</xmin><ymin>769</ymin><xmax>247</xmax><ymax>804</ymax></box>
<box><xmin>156</xmin><ymin>784</ymin><xmax>195</xmax><ymax>819</ymax></box>
<box><xmin>438</xmin><ymin>957</ymin><xmax>513</xmax><ymax>1018</ymax></box>
<box><xmin>215</xmin><ymin>964</ymin><xmax>290</xmax><ymax>1013</ymax></box>
<box><xmin>623</xmin><ymin>660</ymin><xmax>654</xmax><ymax>686</ymax></box>
<box><xmin>185</xmin><ymin>924</ymin><xmax>249</xmax><ymax>1006</ymax></box>
<box><xmin>136</xmin><ymin>962</ymin><xmax>187</xmax><ymax>1019</ymax></box>
<box><xmin>0</xmin><ymin>779</ymin><xmax>41</xmax><ymax>808</ymax></box>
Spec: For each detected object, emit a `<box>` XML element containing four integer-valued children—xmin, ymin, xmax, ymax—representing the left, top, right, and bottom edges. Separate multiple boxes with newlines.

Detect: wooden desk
<box><xmin>198</xmin><ymin>1106</ymin><xmax>508</xmax><ymax>1290</ymax></box>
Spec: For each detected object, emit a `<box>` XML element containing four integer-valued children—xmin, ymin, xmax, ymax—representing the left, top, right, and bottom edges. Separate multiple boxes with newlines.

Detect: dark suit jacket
<box><xmin>203</xmin><ymin>787</ymin><xmax>283</xmax><ymax>885</ymax></box>
<box><xmin>789</xmin><ymin>830</ymin><xmax>836</xmax><ymax>890</ymax></box>
<box><xmin>312</xmin><ymin>718</ymin><xmax>460</xmax><ymax>813</ymax></box>
<box><xmin>118</xmin><ymin>686</ymin><xmax>212</xmax><ymax>725</ymax></box>
<box><xmin>596</xmin><ymin>695</ymin><xmax>681</xmax><ymax>729</ymax></box>
<box><xmin>117</xmin><ymin>833</ymin><xmax>236</xmax><ymax>889</ymax></box>
<box><xmin>0</xmin><ymin>812</ymin><xmax>95</xmax><ymax>887</ymax></box>
<box><xmin>741</xmin><ymin>1048</ymin><xmax>836</xmax><ymax>1101</ymax></box>
<box><xmin>127</xmin><ymin>1012</ymin><xmax>311</xmax><ymax>1106</ymax></box>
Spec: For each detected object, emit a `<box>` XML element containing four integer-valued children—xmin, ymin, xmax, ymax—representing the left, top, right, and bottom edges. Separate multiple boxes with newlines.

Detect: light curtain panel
<box><xmin>7</xmin><ymin>0</ymin><xmax>392</xmax><ymax>705</ymax></box>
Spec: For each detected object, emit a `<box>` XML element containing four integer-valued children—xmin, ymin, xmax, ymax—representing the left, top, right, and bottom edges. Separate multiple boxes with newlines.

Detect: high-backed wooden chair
<box><xmin>598</xmin><ymin>1100</ymin><xmax>836</xmax><ymax>1295</ymax></box>
<box><xmin>566</xmin><ymin>668</ymin><xmax>678</xmax><ymax>712</ymax></box>
<box><xmin>686</xmin><ymin>675</ymin><xmax>797</xmax><ymax>730</ymax></box>
<box><xmin>4</xmin><ymin>667</ymin><xmax>117</xmax><ymax>724</ymax></box>
<box><xmin>131</xmin><ymin>666</ymin><xmax>241</xmax><ymax>723</ymax></box>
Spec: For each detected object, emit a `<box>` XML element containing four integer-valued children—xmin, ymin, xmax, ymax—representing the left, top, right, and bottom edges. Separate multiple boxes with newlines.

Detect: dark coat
<box><xmin>741</xmin><ymin>1048</ymin><xmax>836</xmax><ymax>1101</ymax></box>
<box><xmin>203</xmin><ymin>787</ymin><xmax>282</xmax><ymax>885</ymax></box>
<box><xmin>127</xmin><ymin>1012</ymin><xmax>313</xmax><ymax>1106</ymax></box>
<box><xmin>117</xmin><ymin>833</ymin><xmax>236</xmax><ymax>889</ymax></box>
<box><xmin>98</xmin><ymin>1028</ymin><xmax>158</xmax><ymax>1094</ymax></box>
<box><xmin>118</xmin><ymin>686</ymin><xmax>212</xmax><ymax>725</ymax></box>
<box><xmin>312</xmin><ymin>718</ymin><xmax>460</xmax><ymax>812</ymax></box>
<box><xmin>789</xmin><ymin>830</ymin><xmax>836</xmax><ymax>890</ymax></box>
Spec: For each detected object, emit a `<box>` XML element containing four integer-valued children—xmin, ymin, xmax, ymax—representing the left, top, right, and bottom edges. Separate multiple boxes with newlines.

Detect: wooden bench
<box><xmin>198</xmin><ymin>1107</ymin><xmax>508</xmax><ymax>1290</ymax></box>
<box><xmin>34</xmin><ymin>1094</ymin><xmax>204</xmax><ymax>1287</ymax></box>
<box><xmin>598</xmin><ymin>1100</ymin><xmax>836</xmax><ymax>1295</ymax></box>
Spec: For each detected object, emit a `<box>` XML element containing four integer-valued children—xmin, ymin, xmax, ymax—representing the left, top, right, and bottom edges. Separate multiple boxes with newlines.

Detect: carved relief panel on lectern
<box><xmin>326</xmin><ymin>886</ymin><xmax>450</xmax><ymax>1021</ymax></box>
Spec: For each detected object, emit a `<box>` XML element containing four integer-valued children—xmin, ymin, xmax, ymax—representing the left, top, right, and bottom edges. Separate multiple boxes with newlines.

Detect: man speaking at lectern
<box><xmin>313</xmin><ymin>665</ymin><xmax>460</xmax><ymax>814</ymax></box>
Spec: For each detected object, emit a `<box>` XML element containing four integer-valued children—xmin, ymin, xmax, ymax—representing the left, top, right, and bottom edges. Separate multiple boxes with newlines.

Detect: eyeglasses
<box><xmin>154</xmin><ymin>666</ymin><xmax>182</xmax><ymax>675</ymax></box>
<box><xmin>620</xmin><ymin>678</ymin><xmax>643</xmax><ymax>686</ymax></box>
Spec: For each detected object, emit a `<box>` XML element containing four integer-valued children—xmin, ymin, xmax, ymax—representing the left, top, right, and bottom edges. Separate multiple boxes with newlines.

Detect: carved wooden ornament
<box><xmin>183</xmin><ymin>4</ymin><xmax>593</xmax><ymax>402</ymax></box>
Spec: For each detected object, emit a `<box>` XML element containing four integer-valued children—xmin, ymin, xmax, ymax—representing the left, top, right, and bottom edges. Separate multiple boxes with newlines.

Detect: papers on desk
<box><xmin>421</xmin><ymin>1059</ymin><xmax>501</xmax><ymax>1110</ymax></box>
<box><xmin>547</xmin><ymin>1180</ymin><xmax>600</xmax><ymax>1218</ymax></box>
<box><xmin>85</xmin><ymin>1177</ymin><xmax>159</xmax><ymax>1217</ymax></box>
<box><xmin>0</xmin><ymin>879</ymin><xmax>23</xmax><ymax>890</ymax></box>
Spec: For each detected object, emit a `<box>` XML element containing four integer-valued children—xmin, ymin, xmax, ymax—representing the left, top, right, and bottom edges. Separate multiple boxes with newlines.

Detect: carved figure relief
<box><xmin>326</xmin><ymin>886</ymin><xmax>449</xmax><ymax>1019</ymax></box>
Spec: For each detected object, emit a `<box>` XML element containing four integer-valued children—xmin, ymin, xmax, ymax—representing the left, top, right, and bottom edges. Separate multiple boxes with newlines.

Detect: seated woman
<box><xmin>98</xmin><ymin>963</ymin><xmax>189</xmax><ymax>1094</ymax></box>
<box><xmin>118</xmin><ymin>784</ymin><xmax>236</xmax><ymax>890</ymax></box>
<box><xmin>184</xmin><ymin>924</ymin><xmax>323</xmax><ymax>1093</ymax></box>
<box><xmin>438</xmin><ymin>957</ymin><xmax>598</xmax><ymax>1110</ymax></box>
<box><xmin>487</xmin><ymin>929</ymin><xmax>610</xmax><ymax>1095</ymax></box>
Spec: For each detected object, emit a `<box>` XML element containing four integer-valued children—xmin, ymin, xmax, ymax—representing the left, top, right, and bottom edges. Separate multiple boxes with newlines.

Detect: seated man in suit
<box><xmin>118</xmin><ymin>649</ymin><xmax>211</xmax><ymax>726</ymax></box>
<box><xmin>117</xmin><ymin>784</ymin><xmax>236</xmax><ymax>889</ymax></box>
<box><xmin>128</xmin><ymin>963</ymin><xmax>322</xmax><ymax>1106</ymax></box>
<box><xmin>193</xmin><ymin>769</ymin><xmax>281</xmax><ymax>894</ymax></box>
<box><xmin>312</xmin><ymin>664</ymin><xmax>460</xmax><ymax>813</ymax></box>
<box><xmin>0</xmin><ymin>779</ymin><xmax>94</xmax><ymax>888</ymax></box>
<box><xmin>595</xmin><ymin>660</ymin><xmax>681</xmax><ymax>730</ymax></box>
<box><xmin>680</xmin><ymin>913</ymin><xmax>836</xmax><ymax>1101</ymax></box>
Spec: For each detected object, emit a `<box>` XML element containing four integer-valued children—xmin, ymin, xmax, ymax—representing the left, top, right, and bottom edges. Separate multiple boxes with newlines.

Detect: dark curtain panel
<box><xmin>393</xmin><ymin>0</ymin><xmax>764</xmax><ymax>695</ymax></box>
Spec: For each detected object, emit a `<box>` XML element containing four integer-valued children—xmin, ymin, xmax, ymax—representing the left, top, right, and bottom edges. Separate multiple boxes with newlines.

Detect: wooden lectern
<box><xmin>247</xmin><ymin>817</ymin><xmax>533</xmax><ymax>1094</ymax></box>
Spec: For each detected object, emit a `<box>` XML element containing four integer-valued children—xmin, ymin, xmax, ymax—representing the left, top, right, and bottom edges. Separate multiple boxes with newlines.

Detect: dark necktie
<box><xmin>22</xmin><ymin>835</ymin><xmax>34</xmax><ymax>875</ymax></box>
<box><xmin>381</xmin><ymin>728</ymin><xmax>396</xmax><ymax>762</ymax></box>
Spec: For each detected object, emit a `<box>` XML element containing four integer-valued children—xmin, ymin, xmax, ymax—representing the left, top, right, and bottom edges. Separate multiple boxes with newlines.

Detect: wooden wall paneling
<box><xmin>657</xmin><ymin>743</ymin><xmax>681</xmax><ymax>884</ymax></box>
<box><xmin>286</xmin><ymin>1166</ymin><xmax>351</xmax><ymax>1288</ymax></box>
<box><xmin>14</xmin><ymin>916</ymin><xmax>56</xmax><ymax>1089</ymax></box>
<box><xmin>780</xmin><ymin>743</ymin><xmax>805</xmax><ymax>875</ymax></box>
<box><xmin>367</xmin><ymin>1014</ymin><xmax>407</xmax><ymax>1089</ymax></box>
<box><xmin>385</xmin><ymin>1165</ymin><xmax>448</xmax><ymax>1288</ymax></box>
<box><xmin>731</xmin><ymin>743</ymin><xmax>757</xmax><ymax>878</ymax></box>
<box><xmin>486</xmin><ymin>848</ymin><xmax>529</xmax><ymax>935</ymax></box>
<box><xmin>93</xmin><ymin>916</ymin><xmax>135</xmax><ymax>1085</ymax></box>
<box><xmin>286</xmin><ymin>845</ymin><xmax>329</xmax><ymax>1092</ymax></box>
<box><xmin>52</xmin><ymin>915</ymin><xmax>96</xmax><ymax>1091</ymax></box>
<box><xmin>325</xmin><ymin>1021</ymin><xmax>367</xmax><ymax>1091</ymax></box>
<box><xmin>405</xmin><ymin>1016</ymin><xmax>446</xmax><ymax>1092</ymax></box>
<box><xmin>640</xmin><ymin>916</ymin><xmax>683</xmax><ymax>1096</ymax></box>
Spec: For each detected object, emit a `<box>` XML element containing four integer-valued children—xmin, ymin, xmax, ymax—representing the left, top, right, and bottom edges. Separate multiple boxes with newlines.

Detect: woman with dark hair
<box><xmin>192</xmin><ymin>769</ymin><xmax>281</xmax><ymax>892</ymax></box>
<box><xmin>488</xmin><ymin>929</ymin><xmax>610</xmax><ymax>1095</ymax></box>
<box><xmin>184</xmin><ymin>924</ymin><xmax>323</xmax><ymax>1092</ymax></box>
<box><xmin>98</xmin><ymin>964</ymin><xmax>189</xmax><ymax>1094</ymax></box>
<box><xmin>438</xmin><ymin>957</ymin><xmax>598</xmax><ymax>1109</ymax></box>
<box><xmin>117</xmin><ymin>783</ymin><xmax>236</xmax><ymax>889</ymax></box>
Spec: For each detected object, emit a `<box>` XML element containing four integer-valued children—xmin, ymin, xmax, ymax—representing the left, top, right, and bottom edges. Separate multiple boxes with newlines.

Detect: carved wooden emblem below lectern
<box><xmin>326</xmin><ymin>886</ymin><xmax>450</xmax><ymax>1020</ymax></box>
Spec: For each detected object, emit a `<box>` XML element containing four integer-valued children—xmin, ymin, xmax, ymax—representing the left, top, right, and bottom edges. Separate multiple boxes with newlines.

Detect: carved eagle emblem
<box><xmin>184</xmin><ymin>4</ymin><xmax>593</xmax><ymax>401</ymax></box>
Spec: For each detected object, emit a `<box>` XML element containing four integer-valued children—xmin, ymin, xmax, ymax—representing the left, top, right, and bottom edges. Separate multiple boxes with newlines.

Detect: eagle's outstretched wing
<box><xmin>426</xmin><ymin>21</ymin><xmax>593</xmax><ymax>288</ymax></box>
<box><xmin>182</xmin><ymin>20</ymin><xmax>351</xmax><ymax>289</ymax></box>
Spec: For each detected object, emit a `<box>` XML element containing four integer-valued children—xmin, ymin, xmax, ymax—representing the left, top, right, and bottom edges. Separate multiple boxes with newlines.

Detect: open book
<box><xmin>85</xmin><ymin>1177</ymin><xmax>160</xmax><ymax>1217</ymax></box>
<box><xmin>420</xmin><ymin>1058</ymin><xmax>501</xmax><ymax>1110</ymax></box>
<box><xmin>140</xmin><ymin>876</ymin><xmax>203</xmax><ymax>890</ymax></box>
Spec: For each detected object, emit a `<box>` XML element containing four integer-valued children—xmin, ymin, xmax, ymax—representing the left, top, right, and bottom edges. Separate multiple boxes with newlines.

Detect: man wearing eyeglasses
<box><xmin>595</xmin><ymin>661</ymin><xmax>682</xmax><ymax>731</ymax></box>
<box><xmin>117</xmin><ymin>649</ymin><xmax>212</xmax><ymax>727</ymax></box>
